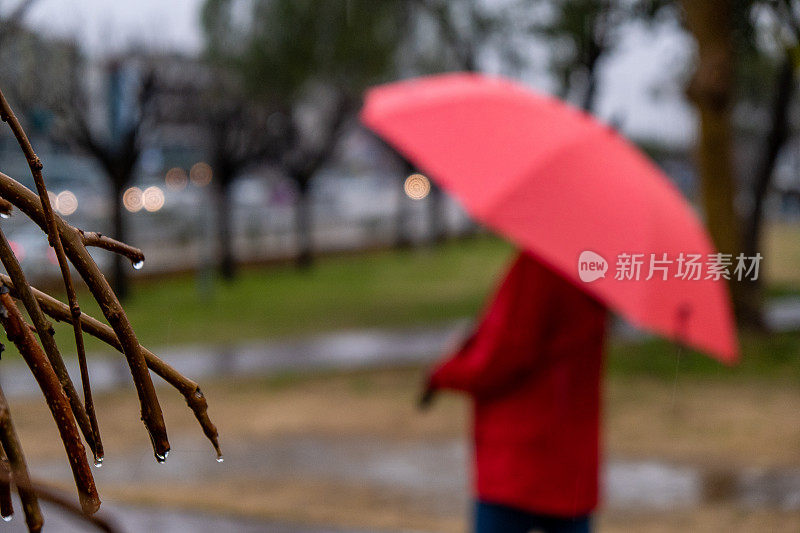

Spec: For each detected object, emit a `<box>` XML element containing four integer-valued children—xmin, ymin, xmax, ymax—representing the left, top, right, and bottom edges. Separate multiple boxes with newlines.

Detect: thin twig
<box><xmin>0</xmin><ymin>470</ymin><xmax>118</xmax><ymax>533</ymax></box>
<box><xmin>0</xmin><ymin>446</ymin><xmax>12</xmax><ymax>520</ymax></box>
<box><xmin>0</xmin><ymin>382</ymin><xmax>42</xmax><ymax>532</ymax></box>
<box><xmin>0</xmin><ymin>197</ymin><xmax>12</xmax><ymax>217</ymax></box>
<box><xmin>80</xmin><ymin>231</ymin><xmax>145</xmax><ymax>265</ymax></box>
<box><xmin>0</xmin><ymin>288</ymin><xmax>100</xmax><ymax>515</ymax></box>
<box><xmin>0</xmin><ymin>170</ymin><xmax>170</xmax><ymax>460</ymax></box>
<box><xmin>0</xmin><ymin>223</ymin><xmax>99</xmax><ymax>457</ymax></box>
<box><xmin>0</xmin><ymin>274</ymin><xmax>221</xmax><ymax>459</ymax></box>
<box><xmin>0</xmin><ymin>89</ymin><xmax>103</xmax><ymax>462</ymax></box>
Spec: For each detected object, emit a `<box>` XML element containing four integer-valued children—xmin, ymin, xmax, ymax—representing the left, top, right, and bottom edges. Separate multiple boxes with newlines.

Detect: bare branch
<box><xmin>0</xmin><ymin>288</ymin><xmax>100</xmax><ymax>515</ymax></box>
<box><xmin>0</xmin><ymin>384</ymin><xmax>41</xmax><ymax>532</ymax></box>
<box><xmin>0</xmin><ymin>469</ymin><xmax>117</xmax><ymax>532</ymax></box>
<box><xmin>0</xmin><ymin>221</ymin><xmax>100</xmax><ymax>460</ymax></box>
<box><xmin>80</xmin><ymin>231</ymin><xmax>145</xmax><ymax>265</ymax></box>
<box><xmin>0</xmin><ymin>273</ymin><xmax>221</xmax><ymax>459</ymax></box>
<box><xmin>0</xmin><ymin>77</ymin><xmax>221</xmax><ymax>526</ymax></box>
<box><xmin>0</xmin><ymin>197</ymin><xmax>12</xmax><ymax>217</ymax></box>
<box><xmin>0</xmin><ymin>90</ymin><xmax>169</xmax><ymax>460</ymax></box>
<box><xmin>0</xmin><ymin>447</ymin><xmax>12</xmax><ymax>521</ymax></box>
<box><xmin>0</xmin><ymin>88</ymin><xmax>106</xmax><ymax>463</ymax></box>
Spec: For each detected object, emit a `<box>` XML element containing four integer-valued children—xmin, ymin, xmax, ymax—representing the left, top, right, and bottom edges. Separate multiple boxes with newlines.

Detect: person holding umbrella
<box><xmin>420</xmin><ymin>251</ymin><xmax>606</xmax><ymax>533</ymax></box>
<box><xmin>361</xmin><ymin>72</ymin><xmax>738</xmax><ymax>532</ymax></box>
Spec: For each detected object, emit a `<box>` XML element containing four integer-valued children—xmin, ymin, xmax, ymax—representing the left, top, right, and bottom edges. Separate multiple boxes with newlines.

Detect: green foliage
<box><xmin>608</xmin><ymin>329</ymin><xmax>800</xmax><ymax>381</ymax></box>
<box><xmin>201</xmin><ymin>0</ymin><xmax>408</xmax><ymax>102</ymax></box>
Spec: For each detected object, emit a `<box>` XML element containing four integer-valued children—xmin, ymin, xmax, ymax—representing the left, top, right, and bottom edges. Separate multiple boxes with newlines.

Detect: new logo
<box><xmin>578</xmin><ymin>251</ymin><xmax>608</xmax><ymax>282</ymax></box>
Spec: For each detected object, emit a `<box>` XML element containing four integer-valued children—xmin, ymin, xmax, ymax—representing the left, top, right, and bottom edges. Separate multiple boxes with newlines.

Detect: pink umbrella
<box><xmin>361</xmin><ymin>73</ymin><xmax>738</xmax><ymax>362</ymax></box>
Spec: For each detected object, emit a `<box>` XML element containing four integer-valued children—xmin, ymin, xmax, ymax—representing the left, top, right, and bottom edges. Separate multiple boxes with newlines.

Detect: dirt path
<box><xmin>8</xmin><ymin>368</ymin><xmax>800</xmax><ymax>532</ymax></box>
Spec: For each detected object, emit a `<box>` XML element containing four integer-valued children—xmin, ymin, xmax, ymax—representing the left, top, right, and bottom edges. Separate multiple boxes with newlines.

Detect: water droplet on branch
<box><xmin>94</xmin><ymin>456</ymin><xmax>104</xmax><ymax>468</ymax></box>
<box><xmin>132</xmin><ymin>260</ymin><xmax>144</xmax><ymax>270</ymax></box>
<box><xmin>216</xmin><ymin>454</ymin><xmax>224</xmax><ymax>463</ymax></box>
<box><xmin>2</xmin><ymin>513</ymin><xmax>12</xmax><ymax>522</ymax></box>
<box><xmin>155</xmin><ymin>450</ymin><xmax>169</xmax><ymax>463</ymax></box>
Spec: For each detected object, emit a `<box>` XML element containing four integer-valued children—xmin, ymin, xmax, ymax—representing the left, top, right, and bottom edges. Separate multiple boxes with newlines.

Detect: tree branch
<box><xmin>0</xmin><ymin>197</ymin><xmax>12</xmax><ymax>217</ymax></box>
<box><xmin>0</xmin><ymin>383</ymin><xmax>41</xmax><ymax>532</ymax></box>
<box><xmin>0</xmin><ymin>89</ymin><xmax>105</xmax><ymax>461</ymax></box>
<box><xmin>80</xmin><ymin>231</ymin><xmax>145</xmax><ymax>265</ymax></box>
<box><xmin>0</xmin><ymin>91</ymin><xmax>168</xmax><ymax>459</ymax></box>
<box><xmin>0</xmin><ymin>288</ymin><xmax>100</xmax><ymax>515</ymax></box>
<box><xmin>0</xmin><ymin>273</ymin><xmax>222</xmax><ymax>459</ymax></box>
<box><xmin>0</xmin><ymin>469</ymin><xmax>117</xmax><ymax>532</ymax></box>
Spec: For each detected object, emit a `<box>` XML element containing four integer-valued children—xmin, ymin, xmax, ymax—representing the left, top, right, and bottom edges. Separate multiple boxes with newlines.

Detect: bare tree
<box><xmin>202</xmin><ymin>0</ymin><xmax>406</xmax><ymax>267</ymax></box>
<box><xmin>277</xmin><ymin>93</ymin><xmax>355</xmax><ymax>267</ymax></box>
<box><xmin>407</xmin><ymin>0</ymin><xmax>505</xmax><ymax>243</ymax></box>
<box><xmin>200</xmin><ymin>74</ymin><xmax>281</xmax><ymax>279</ymax></box>
<box><xmin>57</xmin><ymin>60</ymin><xmax>156</xmax><ymax>299</ymax></box>
<box><xmin>739</xmin><ymin>0</ymin><xmax>799</xmax><ymax>326</ymax></box>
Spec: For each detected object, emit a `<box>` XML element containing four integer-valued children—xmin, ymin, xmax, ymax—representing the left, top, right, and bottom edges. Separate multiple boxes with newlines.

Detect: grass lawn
<box><xmin>46</xmin><ymin>236</ymin><xmax>514</xmax><ymax>353</ymax></box>
<box><xmin>5</xmin><ymin>229</ymin><xmax>799</xmax><ymax>382</ymax></box>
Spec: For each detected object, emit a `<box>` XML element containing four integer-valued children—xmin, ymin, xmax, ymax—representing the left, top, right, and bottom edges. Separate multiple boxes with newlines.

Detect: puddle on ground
<box><xmin>32</xmin><ymin>435</ymin><xmax>800</xmax><ymax>514</ymax></box>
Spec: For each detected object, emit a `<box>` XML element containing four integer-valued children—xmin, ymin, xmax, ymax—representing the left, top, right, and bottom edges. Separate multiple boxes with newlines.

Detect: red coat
<box><xmin>429</xmin><ymin>251</ymin><xmax>607</xmax><ymax>517</ymax></box>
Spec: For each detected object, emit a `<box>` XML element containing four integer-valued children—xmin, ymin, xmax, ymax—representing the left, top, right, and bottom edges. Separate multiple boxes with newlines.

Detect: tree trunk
<box><xmin>427</xmin><ymin>182</ymin><xmax>446</xmax><ymax>245</ymax></box>
<box><xmin>582</xmin><ymin>37</ymin><xmax>602</xmax><ymax>113</ymax></box>
<box><xmin>395</xmin><ymin>160</ymin><xmax>414</xmax><ymax>249</ymax></box>
<box><xmin>111</xmin><ymin>180</ymin><xmax>128</xmax><ymax>300</ymax></box>
<box><xmin>213</xmin><ymin>176</ymin><xmax>236</xmax><ymax>280</ymax></box>
<box><xmin>395</xmin><ymin>186</ymin><xmax>412</xmax><ymax>249</ymax></box>
<box><xmin>739</xmin><ymin>56</ymin><xmax>795</xmax><ymax>328</ymax></box>
<box><xmin>681</xmin><ymin>0</ymin><xmax>743</xmax><ymax>318</ymax></box>
<box><xmin>294</xmin><ymin>178</ymin><xmax>313</xmax><ymax>268</ymax></box>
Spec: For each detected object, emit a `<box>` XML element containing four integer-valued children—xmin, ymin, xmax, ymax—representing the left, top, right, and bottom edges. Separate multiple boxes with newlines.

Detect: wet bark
<box><xmin>681</xmin><ymin>0</ymin><xmax>743</xmax><ymax>318</ymax></box>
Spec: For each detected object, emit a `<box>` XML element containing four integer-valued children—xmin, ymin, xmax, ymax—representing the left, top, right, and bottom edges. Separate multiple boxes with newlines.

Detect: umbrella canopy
<box><xmin>361</xmin><ymin>73</ymin><xmax>738</xmax><ymax>362</ymax></box>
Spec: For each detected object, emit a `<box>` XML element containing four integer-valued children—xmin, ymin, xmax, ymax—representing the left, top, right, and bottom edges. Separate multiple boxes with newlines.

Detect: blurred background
<box><xmin>0</xmin><ymin>0</ymin><xmax>799</xmax><ymax>531</ymax></box>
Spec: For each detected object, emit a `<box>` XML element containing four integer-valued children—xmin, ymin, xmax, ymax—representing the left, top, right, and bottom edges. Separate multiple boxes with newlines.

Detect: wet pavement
<box><xmin>20</xmin><ymin>433</ymin><xmax>800</xmax><ymax>532</ymax></box>
<box><xmin>0</xmin><ymin>321</ymin><xmax>473</xmax><ymax>399</ymax></box>
<box><xmin>3</xmin><ymin>296</ymin><xmax>798</xmax><ymax>401</ymax></box>
<box><xmin>2</xmin><ymin>309</ymin><xmax>799</xmax><ymax>530</ymax></box>
<box><xmin>0</xmin><ymin>496</ymin><xmax>373</xmax><ymax>532</ymax></box>
<box><xmin>765</xmin><ymin>296</ymin><xmax>800</xmax><ymax>332</ymax></box>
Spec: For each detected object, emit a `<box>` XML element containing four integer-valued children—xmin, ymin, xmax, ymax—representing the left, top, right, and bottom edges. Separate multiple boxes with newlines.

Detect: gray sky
<box><xmin>9</xmin><ymin>0</ymin><xmax>696</xmax><ymax>147</ymax></box>
<box><xmin>20</xmin><ymin>0</ymin><xmax>204</xmax><ymax>55</ymax></box>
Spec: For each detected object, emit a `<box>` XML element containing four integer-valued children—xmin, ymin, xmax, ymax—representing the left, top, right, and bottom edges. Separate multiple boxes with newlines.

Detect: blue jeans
<box><xmin>475</xmin><ymin>501</ymin><xmax>591</xmax><ymax>533</ymax></box>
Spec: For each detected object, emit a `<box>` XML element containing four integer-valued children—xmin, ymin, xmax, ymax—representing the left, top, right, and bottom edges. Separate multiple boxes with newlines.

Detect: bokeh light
<box><xmin>189</xmin><ymin>162</ymin><xmax>213</xmax><ymax>187</ymax></box>
<box><xmin>143</xmin><ymin>186</ymin><xmax>165</xmax><ymax>212</ymax></box>
<box><xmin>123</xmin><ymin>187</ymin><xmax>143</xmax><ymax>212</ymax></box>
<box><xmin>404</xmin><ymin>173</ymin><xmax>431</xmax><ymax>200</ymax></box>
<box><xmin>165</xmin><ymin>167</ymin><xmax>188</xmax><ymax>191</ymax></box>
<box><xmin>56</xmin><ymin>190</ymin><xmax>78</xmax><ymax>216</ymax></box>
